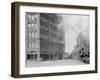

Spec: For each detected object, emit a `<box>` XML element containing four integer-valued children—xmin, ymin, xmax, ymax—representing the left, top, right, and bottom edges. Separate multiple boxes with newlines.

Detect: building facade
<box><xmin>25</xmin><ymin>12</ymin><xmax>65</xmax><ymax>62</ymax></box>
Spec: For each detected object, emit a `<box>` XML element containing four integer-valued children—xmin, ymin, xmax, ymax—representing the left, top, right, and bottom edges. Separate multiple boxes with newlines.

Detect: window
<box><xmin>28</xmin><ymin>14</ymin><xmax>31</xmax><ymax>20</ymax></box>
<box><xmin>27</xmin><ymin>54</ymin><xmax>33</xmax><ymax>60</ymax></box>
<box><xmin>35</xmin><ymin>43</ymin><xmax>39</xmax><ymax>49</ymax></box>
<box><xmin>31</xmin><ymin>42</ymin><xmax>35</xmax><ymax>49</ymax></box>
<box><xmin>28</xmin><ymin>32</ymin><xmax>31</xmax><ymax>39</ymax></box>
<box><xmin>31</xmin><ymin>32</ymin><xmax>34</xmax><ymax>39</ymax></box>
<box><xmin>40</xmin><ymin>17</ymin><xmax>43</xmax><ymax>25</ymax></box>
<box><xmin>29</xmin><ymin>42</ymin><xmax>32</xmax><ymax>49</ymax></box>
<box><xmin>28</xmin><ymin>14</ymin><xmax>32</xmax><ymax>24</ymax></box>
<box><xmin>32</xmin><ymin>15</ymin><xmax>37</xmax><ymax>24</ymax></box>
<box><xmin>26</xmin><ymin>41</ymin><xmax>29</xmax><ymax>49</ymax></box>
<box><xmin>27</xmin><ymin>24</ymin><xmax>31</xmax><ymax>30</ymax></box>
<box><xmin>27</xmin><ymin>54</ymin><xmax>37</xmax><ymax>60</ymax></box>
<box><xmin>32</xmin><ymin>15</ymin><xmax>35</xmax><ymax>21</ymax></box>
<box><xmin>27</xmin><ymin>52</ymin><xmax>38</xmax><ymax>60</ymax></box>
<box><xmin>31</xmin><ymin>23</ymin><xmax>35</xmax><ymax>30</ymax></box>
<box><xmin>31</xmin><ymin>31</ymin><xmax>39</xmax><ymax>39</ymax></box>
<box><xmin>34</xmin><ymin>32</ymin><xmax>39</xmax><ymax>38</ymax></box>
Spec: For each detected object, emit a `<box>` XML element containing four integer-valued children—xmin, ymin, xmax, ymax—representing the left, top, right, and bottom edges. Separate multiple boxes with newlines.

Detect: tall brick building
<box><xmin>25</xmin><ymin>12</ymin><xmax>65</xmax><ymax>62</ymax></box>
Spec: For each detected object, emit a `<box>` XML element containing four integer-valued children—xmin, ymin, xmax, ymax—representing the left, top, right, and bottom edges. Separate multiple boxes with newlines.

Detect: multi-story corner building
<box><xmin>25</xmin><ymin>12</ymin><xmax>65</xmax><ymax>62</ymax></box>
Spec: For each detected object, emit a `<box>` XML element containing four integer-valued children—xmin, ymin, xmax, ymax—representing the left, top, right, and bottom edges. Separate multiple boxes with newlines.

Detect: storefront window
<box><xmin>27</xmin><ymin>54</ymin><xmax>38</xmax><ymax>60</ymax></box>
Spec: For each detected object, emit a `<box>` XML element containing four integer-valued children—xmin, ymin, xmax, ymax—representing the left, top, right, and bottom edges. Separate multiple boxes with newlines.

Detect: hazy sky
<box><xmin>58</xmin><ymin>14</ymin><xmax>90</xmax><ymax>53</ymax></box>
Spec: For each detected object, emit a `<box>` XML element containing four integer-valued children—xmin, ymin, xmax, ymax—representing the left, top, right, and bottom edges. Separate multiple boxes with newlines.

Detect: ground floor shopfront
<box><xmin>26</xmin><ymin>51</ymin><xmax>64</xmax><ymax>62</ymax></box>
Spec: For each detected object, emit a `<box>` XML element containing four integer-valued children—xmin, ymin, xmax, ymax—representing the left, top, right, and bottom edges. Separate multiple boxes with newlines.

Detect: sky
<box><xmin>58</xmin><ymin>14</ymin><xmax>90</xmax><ymax>53</ymax></box>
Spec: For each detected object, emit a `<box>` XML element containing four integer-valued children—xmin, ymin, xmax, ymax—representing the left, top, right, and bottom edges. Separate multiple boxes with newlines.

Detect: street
<box><xmin>26</xmin><ymin>59</ymin><xmax>86</xmax><ymax>67</ymax></box>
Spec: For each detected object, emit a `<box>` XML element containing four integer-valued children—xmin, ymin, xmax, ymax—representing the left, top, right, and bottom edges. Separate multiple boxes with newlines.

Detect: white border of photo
<box><xmin>19</xmin><ymin>6</ymin><xmax>95</xmax><ymax>74</ymax></box>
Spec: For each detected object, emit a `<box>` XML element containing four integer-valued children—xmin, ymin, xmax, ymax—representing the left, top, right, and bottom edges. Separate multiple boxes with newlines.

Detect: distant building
<box><xmin>25</xmin><ymin>12</ymin><xmax>65</xmax><ymax>62</ymax></box>
<box><xmin>71</xmin><ymin>33</ymin><xmax>90</xmax><ymax>63</ymax></box>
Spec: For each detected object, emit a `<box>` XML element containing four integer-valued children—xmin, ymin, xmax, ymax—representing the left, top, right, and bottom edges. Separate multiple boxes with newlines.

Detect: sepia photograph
<box><xmin>25</xmin><ymin>12</ymin><xmax>90</xmax><ymax>67</ymax></box>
